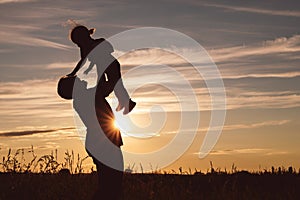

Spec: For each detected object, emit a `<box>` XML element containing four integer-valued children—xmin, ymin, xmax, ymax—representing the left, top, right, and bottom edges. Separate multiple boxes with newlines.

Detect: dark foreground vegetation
<box><xmin>0</xmin><ymin>148</ymin><xmax>299</xmax><ymax>199</ymax></box>
<box><xmin>0</xmin><ymin>170</ymin><xmax>300</xmax><ymax>200</ymax></box>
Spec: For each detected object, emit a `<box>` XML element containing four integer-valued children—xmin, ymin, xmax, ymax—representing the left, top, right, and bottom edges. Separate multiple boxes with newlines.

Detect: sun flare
<box><xmin>113</xmin><ymin>120</ymin><xmax>119</xmax><ymax>129</ymax></box>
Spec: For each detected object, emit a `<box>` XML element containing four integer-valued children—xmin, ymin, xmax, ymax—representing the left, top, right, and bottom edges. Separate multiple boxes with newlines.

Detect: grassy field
<box><xmin>0</xmin><ymin>171</ymin><xmax>300</xmax><ymax>200</ymax></box>
<box><xmin>0</xmin><ymin>148</ymin><xmax>299</xmax><ymax>199</ymax></box>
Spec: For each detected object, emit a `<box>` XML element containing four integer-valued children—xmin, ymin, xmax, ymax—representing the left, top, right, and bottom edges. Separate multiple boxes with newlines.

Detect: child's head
<box><xmin>70</xmin><ymin>25</ymin><xmax>95</xmax><ymax>46</ymax></box>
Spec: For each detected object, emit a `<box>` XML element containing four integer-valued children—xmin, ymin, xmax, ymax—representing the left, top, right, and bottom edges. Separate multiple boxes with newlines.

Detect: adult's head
<box><xmin>58</xmin><ymin>75</ymin><xmax>88</xmax><ymax>100</ymax></box>
<box><xmin>70</xmin><ymin>25</ymin><xmax>95</xmax><ymax>47</ymax></box>
<box><xmin>57</xmin><ymin>75</ymin><xmax>76</xmax><ymax>100</ymax></box>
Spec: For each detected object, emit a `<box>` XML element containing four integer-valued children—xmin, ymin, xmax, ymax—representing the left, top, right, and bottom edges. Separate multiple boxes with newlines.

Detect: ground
<box><xmin>0</xmin><ymin>171</ymin><xmax>299</xmax><ymax>200</ymax></box>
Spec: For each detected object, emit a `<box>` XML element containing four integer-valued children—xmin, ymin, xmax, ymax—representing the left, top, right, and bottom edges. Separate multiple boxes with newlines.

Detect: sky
<box><xmin>0</xmin><ymin>0</ymin><xmax>300</xmax><ymax>173</ymax></box>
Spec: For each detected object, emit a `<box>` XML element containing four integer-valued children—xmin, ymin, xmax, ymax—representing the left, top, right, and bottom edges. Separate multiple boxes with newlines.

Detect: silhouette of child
<box><xmin>68</xmin><ymin>25</ymin><xmax>136</xmax><ymax>115</ymax></box>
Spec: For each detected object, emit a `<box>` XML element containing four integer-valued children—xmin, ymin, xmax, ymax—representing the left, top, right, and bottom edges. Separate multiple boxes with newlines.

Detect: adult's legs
<box><xmin>89</xmin><ymin>148</ymin><xmax>124</xmax><ymax>200</ymax></box>
<box><xmin>91</xmin><ymin>90</ymin><xmax>124</xmax><ymax>199</ymax></box>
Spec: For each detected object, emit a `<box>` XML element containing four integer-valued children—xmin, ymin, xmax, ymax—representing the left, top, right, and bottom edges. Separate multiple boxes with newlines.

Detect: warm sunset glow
<box><xmin>113</xmin><ymin>120</ymin><xmax>119</xmax><ymax>130</ymax></box>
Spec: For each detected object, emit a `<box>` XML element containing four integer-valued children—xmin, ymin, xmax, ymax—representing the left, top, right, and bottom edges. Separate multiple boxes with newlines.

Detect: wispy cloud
<box><xmin>223</xmin><ymin>120</ymin><xmax>290</xmax><ymax>131</ymax></box>
<box><xmin>121</xmin><ymin>80</ymin><xmax>300</xmax><ymax>112</ymax></box>
<box><xmin>209</xmin><ymin>148</ymin><xmax>267</xmax><ymax>155</ymax></box>
<box><xmin>0</xmin><ymin>79</ymin><xmax>74</xmax><ymax>132</ymax></box>
<box><xmin>112</xmin><ymin>46</ymin><xmax>300</xmax><ymax>111</ymax></box>
<box><xmin>221</xmin><ymin>72</ymin><xmax>300</xmax><ymax>79</ymax></box>
<box><xmin>0</xmin><ymin>127</ymin><xmax>74</xmax><ymax>137</ymax></box>
<box><xmin>226</xmin><ymin>90</ymin><xmax>300</xmax><ymax>110</ymax></box>
<box><xmin>209</xmin><ymin>35</ymin><xmax>300</xmax><ymax>62</ymax></box>
<box><xmin>202</xmin><ymin>148</ymin><xmax>289</xmax><ymax>156</ymax></box>
<box><xmin>0</xmin><ymin>30</ymin><xmax>72</xmax><ymax>50</ymax></box>
<box><xmin>205</xmin><ymin>35</ymin><xmax>300</xmax><ymax>81</ymax></box>
<box><xmin>0</xmin><ymin>0</ymin><xmax>35</xmax><ymax>4</ymax></box>
<box><xmin>204</xmin><ymin>4</ymin><xmax>300</xmax><ymax>17</ymax></box>
<box><xmin>115</xmin><ymin>35</ymin><xmax>300</xmax><ymax>81</ymax></box>
<box><xmin>46</xmin><ymin>61</ymin><xmax>77</xmax><ymax>69</ymax></box>
<box><xmin>195</xmin><ymin>119</ymin><xmax>290</xmax><ymax>133</ymax></box>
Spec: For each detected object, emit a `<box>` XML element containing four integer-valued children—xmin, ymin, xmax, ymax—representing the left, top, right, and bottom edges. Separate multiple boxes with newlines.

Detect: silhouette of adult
<box><xmin>72</xmin><ymin>78</ymin><xmax>123</xmax><ymax>200</ymax></box>
<box><xmin>65</xmin><ymin>25</ymin><xmax>136</xmax><ymax>200</ymax></box>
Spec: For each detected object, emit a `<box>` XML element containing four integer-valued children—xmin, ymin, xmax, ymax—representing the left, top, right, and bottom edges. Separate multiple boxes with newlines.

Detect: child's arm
<box><xmin>67</xmin><ymin>58</ymin><xmax>86</xmax><ymax>76</ymax></box>
<box><xmin>83</xmin><ymin>62</ymin><xmax>95</xmax><ymax>75</ymax></box>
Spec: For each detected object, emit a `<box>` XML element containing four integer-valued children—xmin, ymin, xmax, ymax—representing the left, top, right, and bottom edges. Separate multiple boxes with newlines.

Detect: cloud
<box><xmin>226</xmin><ymin>90</ymin><xmax>300</xmax><ymax>110</ymax></box>
<box><xmin>195</xmin><ymin>119</ymin><xmax>291</xmax><ymax>133</ymax></box>
<box><xmin>0</xmin><ymin>79</ymin><xmax>74</xmax><ymax>132</ymax></box>
<box><xmin>205</xmin><ymin>35</ymin><xmax>300</xmax><ymax>81</ymax></box>
<box><xmin>6</xmin><ymin>44</ymin><xmax>295</xmax><ymax>116</ymax></box>
<box><xmin>112</xmin><ymin>47</ymin><xmax>300</xmax><ymax>111</ymax></box>
<box><xmin>0</xmin><ymin>127</ymin><xmax>74</xmax><ymax>137</ymax></box>
<box><xmin>209</xmin><ymin>35</ymin><xmax>300</xmax><ymax>63</ymax></box>
<box><xmin>203</xmin><ymin>3</ymin><xmax>300</xmax><ymax>17</ymax></box>
<box><xmin>115</xmin><ymin>36</ymin><xmax>300</xmax><ymax>81</ymax></box>
<box><xmin>0</xmin><ymin>30</ymin><xmax>72</xmax><ymax>50</ymax></box>
<box><xmin>0</xmin><ymin>0</ymin><xmax>35</xmax><ymax>4</ymax></box>
<box><xmin>209</xmin><ymin>148</ymin><xmax>267</xmax><ymax>155</ymax></box>
<box><xmin>0</xmin><ymin>3</ymin><xmax>94</xmax><ymax>51</ymax></box>
<box><xmin>46</xmin><ymin>61</ymin><xmax>77</xmax><ymax>69</ymax></box>
<box><xmin>200</xmin><ymin>148</ymin><xmax>289</xmax><ymax>156</ymax></box>
<box><xmin>223</xmin><ymin>120</ymin><xmax>290</xmax><ymax>131</ymax></box>
<box><xmin>221</xmin><ymin>72</ymin><xmax>300</xmax><ymax>79</ymax></box>
<box><xmin>112</xmin><ymin>48</ymin><xmax>300</xmax><ymax>111</ymax></box>
<box><xmin>0</xmin><ymin>35</ymin><xmax>299</xmax><ymax>136</ymax></box>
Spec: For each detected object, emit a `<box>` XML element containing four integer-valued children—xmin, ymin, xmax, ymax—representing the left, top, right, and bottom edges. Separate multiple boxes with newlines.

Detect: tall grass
<box><xmin>0</xmin><ymin>146</ymin><xmax>299</xmax><ymax>175</ymax></box>
<box><xmin>0</xmin><ymin>147</ymin><xmax>300</xmax><ymax>199</ymax></box>
<box><xmin>0</xmin><ymin>146</ymin><xmax>89</xmax><ymax>174</ymax></box>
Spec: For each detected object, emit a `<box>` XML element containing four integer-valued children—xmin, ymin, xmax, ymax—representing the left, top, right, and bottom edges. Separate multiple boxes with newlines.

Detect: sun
<box><xmin>113</xmin><ymin>120</ymin><xmax>119</xmax><ymax>129</ymax></box>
